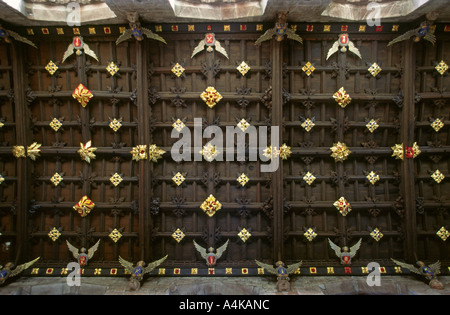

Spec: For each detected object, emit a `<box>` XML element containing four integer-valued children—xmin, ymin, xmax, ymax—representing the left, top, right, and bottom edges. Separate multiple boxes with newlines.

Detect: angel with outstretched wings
<box><xmin>0</xmin><ymin>25</ymin><xmax>37</xmax><ymax>48</ymax></box>
<box><xmin>193</xmin><ymin>239</ymin><xmax>229</xmax><ymax>266</ymax></box>
<box><xmin>0</xmin><ymin>257</ymin><xmax>40</xmax><ymax>284</ymax></box>
<box><xmin>119</xmin><ymin>255</ymin><xmax>168</xmax><ymax>281</ymax></box>
<box><xmin>391</xmin><ymin>258</ymin><xmax>443</xmax><ymax>289</ymax></box>
<box><xmin>387</xmin><ymin>21</ymin><xmax>436</xmax><ymax>47</ymax></box>
<box><xmin>116</xmin><ymin>22</ymin><xmax>167</xmax><ymax>46</ymax></box>
<box><xmin>62</xmin><ymin>36</ymin><xmax>98</xmax><ymax>63</ymax></box>
<box><xmin>326</xmin><ymin>33</ymin><xmax>361</xmax><ymax>60</ymax></box>
<box><xmin>391</xmin><ymin>259</ymin><xmax>440</xmax><ymax>280</ymax></box>
<box><xmin>66</xmin><ymin>239</ymin><xmax>100</xmax><ymax>267</ymax></box>
<box><xmin>328</xmin><ymin>238</ymin><xmax>361</xmax><ymax>264</ymax></box>
<box><xmin>119</xmin><ymin>255</ymin><xmax>168</xmax><ymax>290</ymax></box>
<box><xmin>255</xmin><ymin>260</ymin><xmax>302</xmax><ymax>280</ymax></box>
<box><xmin>255</xmin><ymin>11</ymin><xmax>302</xmax><ymax>46</ymax></box>
<box><xmin>116</xmin><ymin>11</ymin><xmax>166</xmax><ymax>46</ymax></box>
<box><xmin>387</xmin><ymin>11</ymin><xmax>439</xmax><ymax>47</ymax></box>
<box><xmin>255</xmin><ymin>259</ymin><xmax>302</xmax><ymax>292</ymax></box>
<box><xmin>191</xmin><ymin>33</ymin><xmax>228</xmax><ymax>59</ymax></box>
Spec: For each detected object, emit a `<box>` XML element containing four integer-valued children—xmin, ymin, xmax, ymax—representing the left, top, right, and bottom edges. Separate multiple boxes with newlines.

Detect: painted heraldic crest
<box><xmin>193</xmin><ymin>239</ymin><xmax>229</xmax><ymax>266</ymax></box>
<box><xmin>191</xmin><ymin>33</ymin><xmax>228</xmax><ymax>59</ymax></box>
<box><xmin>326</xmin><ymin>33</ymin><xmax>361</xmax><ymax>60</ymax></box>
<box><xmin>328</xmin><ymin>238</ymin><xmax>362</xmax><ymax>264</ymax></box>
<box><xmin>66</xmin><ymin>239</ymin><xmax>100</xmax><ymax>267</ymax></box>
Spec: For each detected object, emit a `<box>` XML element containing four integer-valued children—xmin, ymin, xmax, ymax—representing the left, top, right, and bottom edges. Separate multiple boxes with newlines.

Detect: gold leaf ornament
<box><xmin>148</xmin><ymin>144</ymin><xmax>165</xmax><ymax>162</ymax></box>
<box><xmin>301</xmin><ymin>118</ymin><xmax>315</xmax><ymax>132</ymax></box>
<box><xmin>431</xmin><ymin>170</ymin><xmax>445</xmax><ymax>184</ymax></box>
<box><xmin>391</xmin><ymin>143</ymin><xmax>404</xmax><ymax>160</ymax></box>
<box><xmin>50</xmin><ymin>172</ymin><xmax>63</xmax><ymax>186</ymax></box>
<box><xmin>304</xmin><ymin>228</ymin><xmax>317</xmax><ymax>241</ymax></box>
<box><xmin>302</xmin><ymin>61</ymin><xmax>315</xmax><ymax>76</ymax></box>
<box><xmin>106</xmin><ymin>61</ymin><xmax>119</xmax><ymax>76</ymax></box>
<box><xmin>109</xmin><ymin>118</ymin><xmax>122</xmax><ymax>132</ymax></box>
<box><xmin>436</xmin><ymin>227</ymin><xmax>450</xmax><ymax>241</ymax></box>
<box><xmin>303</xmin><ymin>171</ymin><xmax>316</xmax><ymax>185</ymax></box>
<box><xmin>330</xmin><ymin>141</ymin><xmax>351</xmax><ymax>162</ymax></box>
<box><xmin>171</xmin><ymin>63</ymin><xmax>185</xmax><ymax>77</ymax></box>
<box><xmin>73</xmin><ymin>195</ymin><xmax>95</xmax><ymax>217</ymax></box>
<box><xmin>236</xmin><ymin>61</ymin><xmax>251</xmax><ymax>76</ymax></box>
<box><xmin>366</xmin><ymin>119</ymin><xmax>379</xmax><ymax>133</ymax></box>
<box><xmin>435</xmin><ymin>60</ymin><xmax>448</xmax><ymax>75</ymax></box>
<box><xmin>172</xmin><ymin>228</ymin><xmax>185</xmax><ymax>243</ymax></box>
<box><xmin>430</xmin><ymin>118</ymin><xmax>444</xmax><ymax>132</ymax></box>
<box><xmin>236</xmin><ymin>173</ymin><xmax>249</xmax><ymax>187</ymax></box>
<box><xmin>370</xmin><ymin>228</ymin><xmax>383</xmax><ymax>242</ymax></box>
<box><xmin>333</xmin><ymin>87</ymin><xmax>351</xmax><ymax>108</ymax></box>
<box><xmin>172</xmin><ymin>119</ymin><xmax>185</xmax><ymax>132</ymax></box>
<box><xmin>172</xmin><ymin>172</ymin><xmax>185</xmax><ymax>186</ymax></box>
<box><xmin>12</xmin><ymin>146</ymin><xmax>26</xmax><ymax>158</ymax></box>
<box><xmin>279</xmin><ymin>143</ymin><xmax>292</xmax><ymax>160</ymax></box>
<box><xmin>200</xmin><ymin>86</ymin><xmax>222</xmax><ymax>108</ymax></box>
<box><xmin>49</xmin><ymin>118</ymin><xmax>63</xmax><ymax>132</ymax></box>
<box><xmin>368</xmin><ymin>62</ymin><xmax>382</xmax><ymax>77</ymax></box>
<box><xmin>27</xmin><ymin>142</ymin><xmax>42</xmax><ymax>161</ymax></box>
<box><xmin>237</xmin><ymin>118</ymin><xmax>250</xmax><ymax>132</ymax></box>
<box><xmin>130</xmin><ymin>145</ymin><xmax>147</xmax><ymax>161</ymax></box>
<box><xmin>263</xmin><ymin>146</ymin><xmax>279</xmax><ymax>160</ymax></box>
<box><xmin>78</xmin><ymin>141</ymin><xmax>97</xmax><ymax>163</ymax></box>
<box><xmin>238</xmin><ymin>228</ymin><xmax>251</xmax><ymax>242</ymax></box>
<box><xmin>334</xmin><ymin>197</ymin><xmax>351</xmax><ymax>216</ymax></box>
<box><xmin>200</xmin><ymin>143</ymin><xmax>220</xmax><ymax>162</ymax></box>
<box><xmin>45</xmin><ymin>60</ymin><xmax>59</xmax><ymax>75</ymax></box>
<box><xmin>72</xmin><ymin>83</ymin><xmax>93</xmax><ymax>107</ymax></box>
<box><xmin>48</xmin><ymin>227</ymin><xmax>62</xmax><ymax>242</ymax></box>
<box><xmin>109</xmin><ymin>228</ymin><xmax>122</xmax><ymax>243</ymax></box>
<box><xmin>366</xmin><ymin>171</ymin><xmax>380</xmax><ymax>185</ymax></box>
<box><xmin>200</xmin><ymin>194</ymin><xmax>222</xmax><ymax>217</ymax></box>
<box><xmin>109</xmin><ymin>173</ymin><xmax>123</xmax><ymax>187</ymax></box>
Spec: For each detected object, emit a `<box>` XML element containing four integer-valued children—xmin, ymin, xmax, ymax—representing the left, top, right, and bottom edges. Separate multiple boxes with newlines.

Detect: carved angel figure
<box><xmin>119</xmin><ymin>255</ymin><xmax>168</xmax><ymax>290</ymax></box>
<box><xmin>193</xmin><ymin>239</ymin><xmax>229</xmax><ymax>266</ymax></box>
<box><xmin>0</xmin><ymin>257</ymin><xmax>40</xmax><ymax>285</ymax></box>
<box><xmin>255</xmin><ymin>260</ymin><xmax>302</xmax><ymax>292</ymax></box>
<box><xmin>387</xmin><ymin>10</ymin><xmax>439</xmax><ymax>47</ymax></box>
<box><xmin>387</xmin><ymin>21</ymin><xmax>436</xmax><ymax>47</ymax></box>
<box><xmin>391</xmin><ymin>258</ymin><xmax>444</xmax><ymax>290</ymax></box>
<box><xmin>0</xmin><ymin>25</ymin><xmax>37</xmax><ymax>48</ymax></box>
<box><xmin>116</xmin><ymin>12</ymin><xmax>166</xmax><ymax>46</ymax></box>
<box><xmin>326</xmin><ymin>33</ymin><xmax>361</xmax><ymax>60</ymax></box>
<box><xmin>62</xmin><ymin>36</ymin><xmax>98</xmax><ymax>63</ymax></box>
<box><xmin>66</xmin><ymin>239</ymin><xmax>100</xmax><ymax>267</ymax></box>
<box><xmin>328</xmin><ymin>238</ymin><xmax>361</xmax><ymax>264</ymax></box>
<box><xmin>116</xmin><ymin>22</ymin><xmax>166</xmax><ymax>45</ymax></box>
<box><xmin>191</xmin><ymin>33</ymin><xmax>228</xmax><ymax>59</ymax></box>
<box><xmin>255</xmin><ymin>11</ymin><xmax>302</xmax><ymax>45</ymax></box>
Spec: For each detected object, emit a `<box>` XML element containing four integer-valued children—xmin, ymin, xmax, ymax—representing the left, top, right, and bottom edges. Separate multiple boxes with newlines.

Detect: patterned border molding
<box><xmin>21</xmin><ymin>265</ymin><xmax>450</xmax><ymax>277</ymax></box>
<box><xmin>10</xmin><ymin>23</ymin><xmax>450</xmax><ymax>38</ymax></box>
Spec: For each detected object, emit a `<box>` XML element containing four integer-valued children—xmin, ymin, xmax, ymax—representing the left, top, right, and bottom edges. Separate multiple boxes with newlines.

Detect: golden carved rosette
<box><xmin>148</xmin><ymin>144</ymin><xmax>165</xmax><ymax>163</ymax></box>
<box><xmin>330</xmin><ymin>141</ymin><xmax>351</xmax><ymax>162</ymax></box>
<box><xmin>130</xmin><ymin>145</ymin><xmax>147</xmax><ymax>161</ymax></box>
<box><xmin>73</xmin><ymin>195</ymin><xmax>95</xmax><ymax>217</ymax></box>
<box><xmin>333</xmin><ymin>87</ymin><xmax>351</xmax><ymax>108</ymax></box>
<box><xmin>200</xmin><ymin>194</ymin><xmax>222</xmax><ymax>217</ymax></box>
<box><xmin>200</xmin><ymin>86</ymin><xmax>222</xmax><ymax>108</ymax></box>
<box><xmin>78</xmin><ymin>140</ymin><xmax>97</xmax><ymax>163</ymax></box>
<box><xmin>72</xmin><ymin>83</ymin><xmax>93</xmax><ymax>108</ymax></box>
